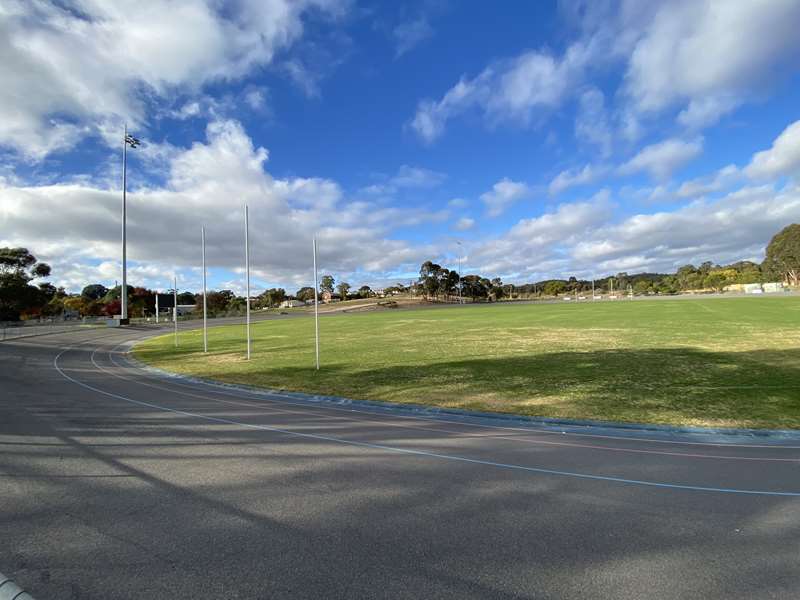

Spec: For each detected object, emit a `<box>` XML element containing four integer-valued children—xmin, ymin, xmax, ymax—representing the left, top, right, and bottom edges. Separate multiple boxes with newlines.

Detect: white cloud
<box><xmin>282</xmin><ymin>59</ymin><xmax>321</xmax><ymax>98</ymax></box>
<box><xmin>470</xmin><ymin>190</ymin><xmax>613</xmax><ymax>277</ymax></box>
<box><xmin>676</xmin><ymin>96</ymin><xmax>737</xmax><ymax>130</ymax></box>
<box><xmin>480</xmin><ymin>178</ymin><xmax>531</xmax><ymax>217</ymax></box>
<box><xmin>618</xmin><ymin>137</ymin><xmax>703</xmax><ymax>180</ymax></box>
<box><xmin>572</xmin><ymin>185</ymin><xmax>800</xmax><ymax>272</ymax></box>
<box><xmin>389</xmin><ymin>165</ymin><xmax>447</xmax><ymax>188</ymax></box>
<box><xmin>549</xmin><ymin>164</ymin><xmax>608</xmax><ymax>196</ymax></box>
<box><xmin>393</xmin><ymin>16</ymin><xmax>433</xmax><ymax>57</ymax></box>
<box><xmin>453</xmin><ymin>217</ymin><xmax>475</xmax><ymax>231</ymax></box>
<box><xmin>244</xmin><ymin>88</ymin><xmax>269</xmax><ymax>111</ymax></box>
<box><xmin>358</xmin><ymin>165</ymin><xmax>447</xmax><ymax>198</ymax></box>
<box><xmin>745</xmin><ymin>120</ymin><xmax>800</xmax><ymax>180</ymax></box>
<box><xmin>574</xmin><ymin>87</ymin><xmax>612</xmax><ymax>155</ymax></box>
<box><xmin>409</xmin><ymin>40</ymin><xmax>594</xmax><ymax>142</ymax></box>
<box><xmin>0</xmin><ymin>0</ymin><xmax>347</xmax><ymax>159</ymax></box>
<box><xmin>623</xmin><ymin>1</ymin><xmax>800</xmax><ymax>126</ymax></box>
<box><xmin>0</xmin><ymin>119</ymin><xmax>434</xmax><ymax>291</ymax></box>
<box><xmin>410</xmin><ymin>1</ymin><xmax>800</xmax><ymax>143</ymax></box>
<box><xmin>677</xmin><ymin>164</ymin><xmax>740</xmax><ymax>198</ymax></box>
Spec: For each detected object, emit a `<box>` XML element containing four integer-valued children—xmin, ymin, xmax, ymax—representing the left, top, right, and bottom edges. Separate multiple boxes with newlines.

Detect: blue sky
<box><xmin>2</xmin><ymin>1</ymin><xmax>800</xmax><ymax>294</ymax></box>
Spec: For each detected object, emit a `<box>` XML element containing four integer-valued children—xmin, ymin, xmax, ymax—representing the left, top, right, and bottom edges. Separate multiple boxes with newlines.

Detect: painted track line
<box><xmin>121</xmin><ymin>339</ymin><xmax>800</xmax><ymax>450</ymax></box>
<box><xmin>53</xmin><ymin>343</ymin><xmax>800</xmax><ymax>497</ymax></box>
<box><xmin>98</xmin><ymin>346</ymin><xmax>799</xmax><ymax>463</ymax></box>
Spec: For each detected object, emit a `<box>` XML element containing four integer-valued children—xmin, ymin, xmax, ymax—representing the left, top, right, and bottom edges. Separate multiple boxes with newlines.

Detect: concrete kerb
<box><xmin>121</xmin><ymin>346</ymin><xmax>800</xmax><ymax>445</ymax></box>
<box><xmin>0</xmin><ymin>573</ymin><xmax>36</xmax><ymax>600</ymax></box>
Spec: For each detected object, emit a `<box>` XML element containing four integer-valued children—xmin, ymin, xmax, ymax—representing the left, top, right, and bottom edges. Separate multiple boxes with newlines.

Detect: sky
<box><xmin>2</xmin><ymin>0</ymin><xmax>800</xmax><ymax>295</ymax></box>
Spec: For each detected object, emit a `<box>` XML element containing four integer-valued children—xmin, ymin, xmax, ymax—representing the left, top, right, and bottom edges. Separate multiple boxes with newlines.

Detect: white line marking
<box><xmin>51</xmin><ymin>344</ymin><xmax>800</xmax><ymax>497</ymax></box>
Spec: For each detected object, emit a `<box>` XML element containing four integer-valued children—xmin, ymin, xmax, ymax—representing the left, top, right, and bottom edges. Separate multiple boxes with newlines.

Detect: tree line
<box><xmin>413</xmin><ymin>223</ymin><xmax>800</xmax><ymax>301</ymax></box>
<box><xmin>1</xmin><ymin>224</ymin><xmax>798</xmax><ymax>321</ymax></box>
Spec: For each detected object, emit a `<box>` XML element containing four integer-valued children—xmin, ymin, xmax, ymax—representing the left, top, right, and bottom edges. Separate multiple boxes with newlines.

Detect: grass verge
<box><xmin>134</xmin><ymin>296</ymin><xmax>800</xmax><ymax>429</ymax></box>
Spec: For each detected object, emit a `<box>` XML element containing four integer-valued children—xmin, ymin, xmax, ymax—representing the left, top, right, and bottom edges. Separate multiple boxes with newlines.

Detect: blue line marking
<box><xmin>54</xmin><ymin>346</ymin><xmax>800</xmax><ymax>498</ymax></box>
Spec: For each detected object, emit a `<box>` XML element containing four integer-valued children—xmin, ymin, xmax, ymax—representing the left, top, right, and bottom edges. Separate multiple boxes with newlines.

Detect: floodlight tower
<box><xmin>121</xmin><ymin>125</ymin><xmax>140</xmax><ymax>322</ymax></box>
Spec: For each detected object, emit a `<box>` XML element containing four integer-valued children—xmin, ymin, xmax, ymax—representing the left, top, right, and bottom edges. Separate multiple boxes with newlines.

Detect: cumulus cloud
<box><xmin>618</xmin><ymin>137</ymin><xmax>703</xmax><ymax>180</ymax></box>
<box><xmin>468</xmin><ymin>181</ymin><xmax>800</xmax><ymax>281</ymax></box>
<box><xmin>623</xmin><ymin>1</ymin><xmax>800</xmax><ymax>126</ymax></box>
<box><xmin>0</xmin><ymin>0</ymin><xmax>347</xmax><ymax>159</ymax></box>
<box><xmin>572</xmin><ymin>185</ymin><xmax>800</xmax><ymax>273</ymax></box>
<box><xmin>480</xmin><ymin>178</ymin><xmax>531</xmax><ymax>217</ymax></box>
<box><xmin>0</xmin><ymin>120</ymin><xmax>434</xmax><ymax>291</ymax></box>
<box><xmin>745</xmin><ymin>120</ymin><xmax>800</xmax><ymax>180</ymax></box>
<box><xmin>471</xmin><ymin>190</ymin><xmax>613</xmax><ymax>277</ymax></box>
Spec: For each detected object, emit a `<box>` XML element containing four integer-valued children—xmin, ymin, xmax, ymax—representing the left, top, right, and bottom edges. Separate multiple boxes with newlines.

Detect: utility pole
<box><xmin>155</xmin><ymin>290</ymin><xmax>159</xmax><ymax>324</ymax></box>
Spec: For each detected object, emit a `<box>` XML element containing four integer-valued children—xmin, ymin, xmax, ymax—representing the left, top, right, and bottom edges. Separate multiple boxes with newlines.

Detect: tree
<box><xmin>296</xmin><ymin>287</ymin><xmax>315</xmax><ymax>302</ymax></box>
<box><xmin>256</xmin><ymin>288</ymin><xmax>286</xmax><ymax>308</ymax></box>
<box><xmin>81</xmin><ymin>284</ymin><xmax>108</xmax><ymax>301</ymax></box>
<box><xmin>703</xmin><ymin>271</ymin><xmax>727</xmax><ymax>292</ymax></box>
<box><xmin>205</xmin><ymin>290</ymin><xmax>236</xmax><ymax>315</ymax></box>
<box><xmin>0</xmin><ymin>247</ymin><xmax>52</xmax><ymax>321</ymax></box>
<box><xmin>103</xmin><ymin>299</ymin><xmax>121</xmax><ymax>317</ymax></box>
<box><xmin>357</xmin><ymin>285</ymin><xmax>373</xmax><ymax>298</ymax></box>
<box><xmin>336</xmin><ymin>282</ymin><xmax>351</xmax><ymax>300</ymax></box>
<box><xmin>320</xmin><ymin>275</ymin><xmax>335</xmax><ymax>294</ymax></box>
<box><xmin>543</xmin><ymin>280</ymin><xmax>567</xmax><ymax>296</ymax></box>
<box><xmin>419</xmin><ymin>261</ymin><xmax>446</xmax><ymax>299</ymax></box>
<box><xmin>763</xmin><ymin>223</ymin><xmax>800</xmax><ymax>286</ymax></box>
<box><xmin>177</xmin><ymin>291</ymin><xmax>195</xmax><ymax>304</ymax></box>
<box><xmin>64</xmin><ymin>296</ymin><xmax>88</xmax><ymax>315</ymax></box>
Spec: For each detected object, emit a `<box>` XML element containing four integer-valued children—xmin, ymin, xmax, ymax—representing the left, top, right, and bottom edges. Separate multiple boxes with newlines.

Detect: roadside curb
<box><xmin>123</xmin><ymin>348</ymin><xmax>800</xmax><ymax>443</ymax></box>
<box><xmin>0</xmin><ymin>573</ymin><xmax>36</xmax><ymax>600</ymax></box>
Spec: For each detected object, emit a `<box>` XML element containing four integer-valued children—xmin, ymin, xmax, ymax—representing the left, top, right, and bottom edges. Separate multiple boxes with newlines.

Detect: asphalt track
<box><xmin>2</xmin><ymin>325</ymin><xmax>800</xmax><ymax>599</ymax></box>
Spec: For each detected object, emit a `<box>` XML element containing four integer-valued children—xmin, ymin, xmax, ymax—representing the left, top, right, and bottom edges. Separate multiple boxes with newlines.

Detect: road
<box><xmin>2</xmin><ymin>325</ymin><xmax>799</xmax><ymax>599</ymax></box>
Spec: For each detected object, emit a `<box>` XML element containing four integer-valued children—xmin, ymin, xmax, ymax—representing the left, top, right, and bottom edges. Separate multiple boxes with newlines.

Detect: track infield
<box><xmin>133</xmin><ymin>296</ymin><xmax>800</xmax><ymax>429</ymax></box>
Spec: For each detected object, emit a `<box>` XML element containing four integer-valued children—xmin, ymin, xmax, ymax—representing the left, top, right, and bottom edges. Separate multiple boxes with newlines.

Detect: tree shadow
<box><xmin>197</xmin><ymin>347</ymin><xmax>800</xmax><ymax>429</ymax></box>
<box><xmin>3</xmin><ymin>391</ymin><xmax>800</xmax><ymax>600</ymax></box>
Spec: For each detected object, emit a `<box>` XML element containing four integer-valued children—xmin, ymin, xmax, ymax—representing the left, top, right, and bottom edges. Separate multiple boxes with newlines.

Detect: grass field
<box><xmin>134</xmin><ymin>296</ymin><xmax>800</xmax><ymax>429</ymax></box>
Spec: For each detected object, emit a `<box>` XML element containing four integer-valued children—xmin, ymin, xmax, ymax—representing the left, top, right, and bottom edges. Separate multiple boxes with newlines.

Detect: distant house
<box><xmin>763</xmin><ymin>282</ymin><xmax>785</xmax><ymax>293</ymax></box>
<box><xmin>175</xmin><ymin>304</ymin><xmax>196</xmax><ymax>316</ymax></box>
<box><xmin>321</xmin><ymin>291</ymin><xmax>333</xmax><ymax>304</ymax></box>
<box><xmin>279</xmin><ymin>299</ymin><xmax>306</xmax><ymax>308</ymax></box>
<box><xmin>744</xmin><ymin>283</ymin><xmax>763</xmax><ymax>294</ymax></box>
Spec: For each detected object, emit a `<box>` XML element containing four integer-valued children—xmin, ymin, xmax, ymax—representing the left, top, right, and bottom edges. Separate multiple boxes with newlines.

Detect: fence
<box><xmin>1</xmin><ymin>317</ymin><xmax>108</xmax><ymax>342</ymax></box>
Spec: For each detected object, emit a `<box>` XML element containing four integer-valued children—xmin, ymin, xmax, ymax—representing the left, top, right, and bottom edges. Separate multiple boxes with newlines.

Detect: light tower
<box><xmin>121</xmin><ymin>125</ymin><xmax>140</xmax><ymax>322</ymax></box>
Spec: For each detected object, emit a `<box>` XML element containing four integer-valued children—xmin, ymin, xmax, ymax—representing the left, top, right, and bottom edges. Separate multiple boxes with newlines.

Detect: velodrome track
<box><xmin>2</xmin><ymin>324</ymin><xmax>800</xmax><ymax>599</ymax></box>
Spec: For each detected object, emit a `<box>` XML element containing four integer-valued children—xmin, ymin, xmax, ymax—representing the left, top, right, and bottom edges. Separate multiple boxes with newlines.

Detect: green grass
<box><xmin>134</xmin><ymin>297</ymin><xmax>800</xmax><ymax>429</ymax></box>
